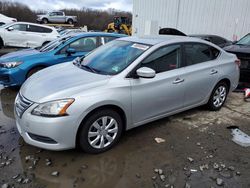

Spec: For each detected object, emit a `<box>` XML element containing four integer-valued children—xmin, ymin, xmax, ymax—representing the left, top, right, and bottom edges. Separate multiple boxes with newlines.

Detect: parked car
<box><xmin>190</xmin><ymin>34</ymin><xmax>232</xmax><ymax>48</ymax></box>
<box><xmin>0</xmin><ymin>22</ymin><xmax>59</xmax><ymax>48</ymax></box>
<box><xmin>37</xmin><ymin>11</ymin><xmax>77</xmax><ymax>24</ymax></box>
<box><xmin>159</xmin><ymin>28</ymin><xmax>187</xmax><ymax>36</ymax></box>
<box><xmin>0</xmin><ymin>14</ymin><xmax>17</xmax><ymax>26</ymax></box>
<box><xmin>0</xmin><ymin>32</ymin><xmax>126</xmax><ymax>87</ymax></box>
<box><xmin>224</xmin><ymin>33</ymin><xmax>250</xmax><ymax>83</ymax></box>
<box><xmin>15</xmin><ymin>36</ymin><xmax>239</xmax><ymax>153</ymax></box>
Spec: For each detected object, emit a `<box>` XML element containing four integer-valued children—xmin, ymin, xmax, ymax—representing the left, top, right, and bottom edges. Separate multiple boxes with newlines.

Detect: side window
<box><xmin>60</xmin><ymin>37</ymin><xmax>97</xmax><ymax>54</ymax></box>
<box><xmin>100</xmin><ymin>36</ymin><xmax>117</xmax><ymax>45</ymax></box>
<box><xmin>211</xmin><ymin>37</ymin><xmax>226</xmax><ymax>45</ymax></box>
<box><xmin>26</xmin><ymin>25</ymin><xmax>52</xmax><ymax>33</ymax></box>
<box><xmin>49</xmin><ymin>12</ymin><xmax>56</xmax><ymax>16</ymax></box>
<box><xmin>11</xmin><ymin>24</ymin><xmax>27</xmax><ymax>31</ymax></box>
<box><xmin>57</xmin><ymin>12</ymin><xmax>64</xmax><ymax>16</ymax></box>
<box><xmin>141</xmin><ymin>45</ymin><xmax>181</xmax><ymax>73</ymax></box>
<box><xmin>184</xmin><ymin>43</ymin><xmax>220</xmax><ymax>66</ymax></box>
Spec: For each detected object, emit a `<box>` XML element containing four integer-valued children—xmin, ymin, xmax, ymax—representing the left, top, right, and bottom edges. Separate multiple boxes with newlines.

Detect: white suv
<box><xmin>0</xmin><ymin>22</ymin><xmax>59</xmax><ymax>48</ymax></box>
<box><xmin>0</xmin><ymin>14</ymin><xmax>17</xmax><ymax>26</ymax></box>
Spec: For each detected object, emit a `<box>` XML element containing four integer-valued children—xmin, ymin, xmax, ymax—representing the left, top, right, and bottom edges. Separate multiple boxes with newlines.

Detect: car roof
<box><xmin>9</xmin><ymin>22</ymin><xmax>55</xmax><ymax>29</ymax></box>
<box><xmin>118</xmin><ymin>35</ymin><xmax>204</xmax><ymax>45</ymax></box>
<box><xmin>71</xmin><ymin>32</ymin><xmax>127</xmax><ymax>38</ymax></box>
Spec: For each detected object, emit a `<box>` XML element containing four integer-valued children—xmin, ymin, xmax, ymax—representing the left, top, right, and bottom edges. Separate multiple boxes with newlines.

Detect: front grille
<box><xmin>15</xmin><ymin>93</ymin><xmax>33</xmax><ymax>118</ymax></box>
<box><xmin>0</xmin><ymin>75</ymin><xmax>9</xmax><ymax>83</ymax></box>
<box><xmin>28</xmin><ymin>133</ymin><xmax>57</xmax><ymax>144</ymax></box>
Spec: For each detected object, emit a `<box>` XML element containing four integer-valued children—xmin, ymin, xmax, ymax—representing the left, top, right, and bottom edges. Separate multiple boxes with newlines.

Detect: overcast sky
<box><xmin>4</xmin><ymin>0</ymin><xmax>133</xmax><ymax>11</ymax></box>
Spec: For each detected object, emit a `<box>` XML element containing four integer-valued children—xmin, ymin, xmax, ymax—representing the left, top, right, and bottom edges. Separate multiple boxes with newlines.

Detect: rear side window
<box><xmin>60</xmin><ymin>37</ymin><xmax>97</xmax><ymax>53</ymax></box>
<box><xmin>100</xmin><ymin>36</ymin><xmax>118</xmax><ymax>45</ymax></box>
<box><xmin>211</xmin><ymin>37</ymin><xmax>226</xmax><ymax>45</ymax></box>
<box><xmin>27</xmin><ymin>25</ymin><xmax>52</xmax><ymax>33</ymax></box>
<box><xmin>141</xmin><ymin>44</ymin><xmax>181</xmax><ymax>73</ymax></box>
<box><xmin>184</xmin><ymin>43</ymin><xmax>220</xmax><ymax>66</ymax></box>
<box><xmin>56</xmin><ymin>12</ymin><xmax>64</xmax><ymax>16</ymax></box>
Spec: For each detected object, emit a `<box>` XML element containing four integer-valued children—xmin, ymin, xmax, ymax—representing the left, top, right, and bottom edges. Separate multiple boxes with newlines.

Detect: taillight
<box><xmin>235</xmin><ymin>59</ymin><xmax>241</xmax><ymax>67</ymax></box>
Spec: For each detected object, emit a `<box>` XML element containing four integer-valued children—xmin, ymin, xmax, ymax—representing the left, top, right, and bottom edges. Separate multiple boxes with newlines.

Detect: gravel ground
<box><xmin>0</xmin><ymin>88</ymin><xmax>250</xmax><ymax>188</ymax></box>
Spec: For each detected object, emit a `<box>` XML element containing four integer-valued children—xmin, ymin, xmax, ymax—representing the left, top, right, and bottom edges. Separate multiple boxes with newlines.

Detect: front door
<box><xmin>130</xmin><ymin>44</ymin><xmax>185</xmax><ymax>124</ymax></box>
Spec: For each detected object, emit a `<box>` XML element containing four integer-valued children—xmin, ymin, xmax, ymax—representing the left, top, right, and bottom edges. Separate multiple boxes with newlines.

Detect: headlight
<box><xmin>2</xmin><ymin>61</ymin><xmax>23</xmax><ymax>68</ymax></box>
<box><xmin>31</xmin><ymin>99</ymin><xmax>74</xmax><ymax>117</ymax></box>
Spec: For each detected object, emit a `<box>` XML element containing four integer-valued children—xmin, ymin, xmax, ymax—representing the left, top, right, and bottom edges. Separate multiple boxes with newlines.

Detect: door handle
<box><xmin>210</xmin><ymin>69</ymin><xmax>218</xmax><ymax>75</ymax></box>
<box><xmin>173</xmin><ymin>78</ymin><xmax>184</xmax><ymax>84</ymax></box>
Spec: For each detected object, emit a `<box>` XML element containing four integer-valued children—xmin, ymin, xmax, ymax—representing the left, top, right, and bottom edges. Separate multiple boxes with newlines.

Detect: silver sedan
<box><xmin>15</xmin><ymin>36</ymin><xmax>240</xmax><ymax>153</ymax></box>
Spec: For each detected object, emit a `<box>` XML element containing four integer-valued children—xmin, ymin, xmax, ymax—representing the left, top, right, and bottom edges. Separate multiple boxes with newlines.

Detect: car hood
<box><xmin>0</xmin><ymin>48</ymin><xmax>42</xmax><ymax>62</ymax></box>
<box><xmin>21</xmin><ymin>62</ymin><xmax>111</xmax><ymax>103</ymax></box>
<box><xmin>224</xmin><ymin>44</ymin><xmax>250</xmax><ymax>54</ymax></box>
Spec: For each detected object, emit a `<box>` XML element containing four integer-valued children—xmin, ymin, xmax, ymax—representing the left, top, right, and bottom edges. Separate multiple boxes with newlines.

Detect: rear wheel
<box><xmin>27</xmin><ymin>67</ymin><xmax>45</xmax><ymax>78</ymax></box>
<box><xmin>67</xmin><ymin>19</ymin><xmax>73</xmax><ymax>25</ymax></box>
<box><xmin>78</xmin><ymin>109</ymin><xmax>123</xmax><ymax>154</ymax></box>
<box><xmin>207</xmin><ymin>82</ymin><xmax>229</xmax><ymax>111</ymax></box>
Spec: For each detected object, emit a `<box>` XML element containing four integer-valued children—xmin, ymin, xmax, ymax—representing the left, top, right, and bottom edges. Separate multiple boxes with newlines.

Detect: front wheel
<box><xmin>27</xmin><ymin>67</ymin><xmax>44</xmax><ymax>78</ymax></box>
<box><xmin>78</xmin><ymin>109</ymin><xmax>123</xmax><ymax>154</ymax></box>
<box><xmin>207</xmin><ymin>82</ymin><xmax>229</xmax><ymax>111</ymax></box>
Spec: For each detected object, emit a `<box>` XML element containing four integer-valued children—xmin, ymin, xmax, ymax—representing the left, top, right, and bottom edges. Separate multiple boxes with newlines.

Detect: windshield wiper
<box><xmin>81</xmin><ymin>64</ymin><xmax>98</xmax><ymax>73</ymax></box>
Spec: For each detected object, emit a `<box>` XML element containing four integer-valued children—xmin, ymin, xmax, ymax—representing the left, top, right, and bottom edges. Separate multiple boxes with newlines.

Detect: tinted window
<box><xmin>56</xmin><ymin>12</ymin><xmax>64</xmax><ymax>16</ymax></box>
<box><xmin>27</xmin><ymin>25</ymin><xmax>52</xmax><ymax>33</ymax></box>
<box><xmin>211</xmin><ymin>36</ymin><xmax>226</xmax><ymax>45</ymax></box>
<box><xmin>184</xmin><ymin>43</ymin><xmax>220</xmax><ymax>66</ymax></box>
<box><xmin>11</xmin><ymin>24</ymin><xmax>27</xmax><ymax>31</ymax></box>
<box><xmin>141</xmin><ymin>45</ymin><xmax>181</xmax><ymax>73</ymax></box>
<box><xmin>103</xmin><ymin>36</ymin><xmax>117</xmax><ymax>43</ymax></box>
<box><xmin>49</xmin><ymin>12</ymin><xmax>56</xmax><ymax>16</ymax></box>
<box><xmin>60</xmin><ymin>37</ymin><xmax>97</xmax><ymax>53</ymax></box>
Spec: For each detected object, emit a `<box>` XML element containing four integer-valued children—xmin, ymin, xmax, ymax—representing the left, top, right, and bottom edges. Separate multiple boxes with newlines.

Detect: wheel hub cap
<box><xmin>88</xmin><ymin>116</ymin><xmax>118</xmax><ymax>149</ymax></box>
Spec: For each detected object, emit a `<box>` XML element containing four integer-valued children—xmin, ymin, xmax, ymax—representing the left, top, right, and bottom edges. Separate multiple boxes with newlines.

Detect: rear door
<box><xmin>182</xmin><ymin>43</ymin><xmax>221</xmax><ymax>107</ymax></box>
<box><xmin>130</xmin><ymin>44</ymin><xmax>186</xmax><ymax>124</ymax></box>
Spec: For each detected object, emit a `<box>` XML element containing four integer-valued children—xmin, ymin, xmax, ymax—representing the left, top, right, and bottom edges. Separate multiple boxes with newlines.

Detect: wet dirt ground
<box><xmin>0</xmin><ymin>88</ymin><xmax>250</xmax><ymax>188</ymax></box>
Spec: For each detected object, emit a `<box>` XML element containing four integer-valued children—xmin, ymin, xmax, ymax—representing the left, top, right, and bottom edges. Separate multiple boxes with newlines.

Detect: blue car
<box><xmin>0</xmin><ymin>32</ymin><xmax>126</xmax><ymax>87</ymax></box>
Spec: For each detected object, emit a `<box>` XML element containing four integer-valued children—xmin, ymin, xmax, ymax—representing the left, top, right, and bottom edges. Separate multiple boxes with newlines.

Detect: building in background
<box><xmin>132</xmin><ymin>0</ymin><xmax>250</xmax><ymax>40</ymax></box>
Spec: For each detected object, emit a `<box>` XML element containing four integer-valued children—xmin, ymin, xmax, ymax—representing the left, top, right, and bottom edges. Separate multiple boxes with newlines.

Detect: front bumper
<box><xmin>0</xmin><ymin>67</ymin><xmax>26</xmax><ymax>87</ymax></box>
<box><xmin>15</xmin><ymin>98</ymin><xmax>83</xmax><ymax>151</ymax></box>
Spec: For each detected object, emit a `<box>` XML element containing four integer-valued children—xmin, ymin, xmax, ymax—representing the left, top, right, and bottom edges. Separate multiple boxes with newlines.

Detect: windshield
<box><xmin>39</xmin><ymin>36</ymin><xmax>72</xmax><ymax>52</ymax></box>
<box><xmin>236</xmin><ymin>34</ymin><xmax>250</xmax><ymax>45</ymax></box>
<box><xmin>80</xmin><ymin>40</ymin><xmax>150</xmax><ymax>75</ymax></box>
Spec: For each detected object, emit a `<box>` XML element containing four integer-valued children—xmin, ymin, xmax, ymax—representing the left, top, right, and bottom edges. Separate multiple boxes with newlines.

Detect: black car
<box><xmin>224</xmin><ymin>33</ymin><xmax>250</xmax><ymax>83</ymax></box>
<box><xmin>189</xmin><ymin>34</ymin><xmax>232</xmax><ymax>48</ymax></box>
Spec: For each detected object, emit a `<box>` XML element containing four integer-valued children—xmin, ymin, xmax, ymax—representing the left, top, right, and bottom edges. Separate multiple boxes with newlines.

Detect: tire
<box><xmin>27</xmin><ymin>67</ymin><xmax>44</xmax><ymax>78</ymax></box>
<box><xmin>0</xmin><ymin>38</ymin><xmax>3</xmax><ymax>49</ymax></box>
<box><xmin>207</xmin><ymin>82</ymin><xmax>229</xmax><ymax>111</ymax></box>
<box><xmin>42</xmin><ymin>18</ymin><xmax>48</xmax><ymax>24</ymax></box>
<box><xmin>42</xmin><ymin>41</ymin><xmax>50</xmax><ymax>47</ymax></box>
<box><xmin>67</xmin><ymin>19</ymin><xmax>73</xmax><ymax>25</ymax></box>
<box><xmin>78</xmin><ymin>109</ymin><xmax>123</xmax><ymax>154</ymax></box>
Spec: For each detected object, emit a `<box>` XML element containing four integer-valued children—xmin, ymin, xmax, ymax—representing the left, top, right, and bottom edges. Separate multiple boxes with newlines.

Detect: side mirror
<box><xmin>136</xmin><ymin>67</ymin><xmax>156</xmax><ymax>79</ymax></box>
<box><xmin>7</xmin><ymin>27</ymin><xmax>14</xmax><ymax>31</ymax></box>
<box><xmin>66</xmin><ymin>48</ymin><xmax>76</xmax><ymax>56</ymax></box>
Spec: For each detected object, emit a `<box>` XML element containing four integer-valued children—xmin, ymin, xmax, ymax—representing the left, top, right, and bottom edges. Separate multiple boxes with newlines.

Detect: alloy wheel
<box><xmin>88</xmin><ymin>116</ymin><xmax>118</xmax><ymax>149</ymax></box>
<box><xmin>213</xmin><ymin>86</ymin><xmax>227</xmax><ymax>108</ymax></box>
